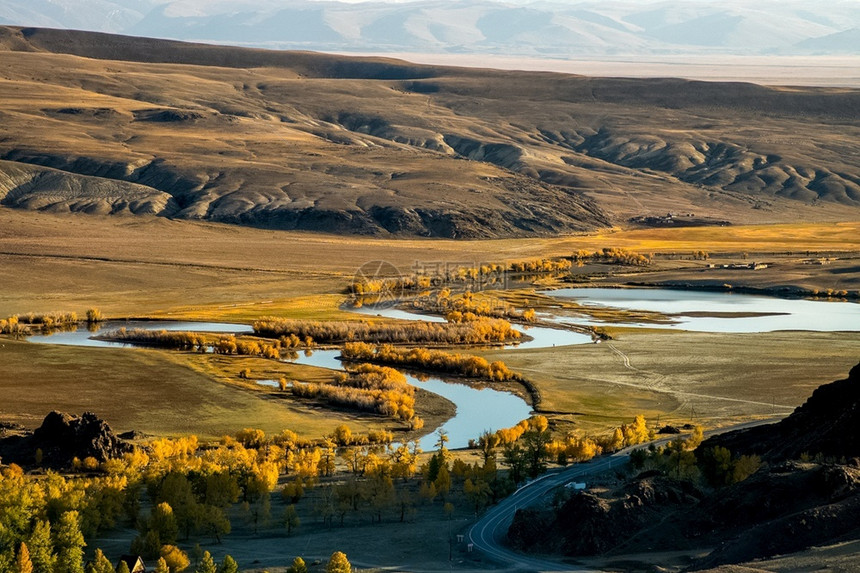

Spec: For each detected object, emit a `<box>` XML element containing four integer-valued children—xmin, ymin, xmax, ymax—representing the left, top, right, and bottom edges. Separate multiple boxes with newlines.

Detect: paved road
<box><xmin>467</xmin><ymin>418</ymin><xmax>782</xmax><ymax>572</ymax></box>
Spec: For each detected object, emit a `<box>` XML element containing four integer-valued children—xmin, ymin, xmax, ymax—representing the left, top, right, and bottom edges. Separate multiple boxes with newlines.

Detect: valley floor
<box><xmin>2</xmin><ymin>209</ymin><xmax>859</xmax><ymax>571</ymax></box>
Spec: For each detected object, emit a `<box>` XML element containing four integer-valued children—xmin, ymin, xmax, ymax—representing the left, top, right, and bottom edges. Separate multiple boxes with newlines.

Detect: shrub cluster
<box><xmin>86</xmin><ymin>308</ymin><xmax>104</xmax><ymax>323</ymax></box>
<box><xmin>105</xmin><ymin>328</ymin><xmax>209</xmax><ymax>351</ymax></box>
<box><xmin>102</xmin><ymin>329</ymin><xmax>281</xmax><ymax>359</ymax></box>
<box><xmin>0</xmin><ymin>316</ymin><xmax>27</xmax><ymax>335</ymax></box>
<box><xmin>489</xmin><ymin>415</ymin><xmax>656</xmax><ymax>468</ymax></box>
<box><xmin>18</xmin><ymin>311</ymin><xmax>79</xmax><ymax>327</ymax></box>
<box><xmin>348</xmin><ymin>275</ymin><xmax>430</xmax><ymax>295</ymax></box>
<box><xmin>349</xmin><ymin>257</ymin><xmax>573</xmax><ymax>296</ymax></box>
<box><xmin>573</xmin><ymin>248</ymin><xmax>652</xmax><ymax>266</ymax></box>
<box><xmin>253</xmin><ymin>317</ymin><xmax>521</xmax><ymax>345</ymax></box>
<box><xmin>508</xmin><ymin>258</ymin><xmax>572</xmax><ymax>273</ymax></box>
<box><xmin>293</xmin><ymin>364</ymin><xmax>421</xmax><ymax>427</ymax></box>
<box><xmin>410</xmin><ymin>289</ymin><xmax>536</xmax><ymax>322</ymax></box>
<box><xmin>213</xmin><ymin>335</ymin><xmax>281</xmax><ymax>359</ymax></box>
<box><xmin>627</xmin><ymin>427</ymin><xmax>762</xmax><ymax>484</ymax></box>
<box><xmin>341</xmin><ymin>342</ymin><xmax>521</xmax><ymax>382</ymax></box>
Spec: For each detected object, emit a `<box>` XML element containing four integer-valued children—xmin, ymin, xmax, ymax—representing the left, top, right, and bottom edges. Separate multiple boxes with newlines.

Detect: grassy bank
<box><xmin>479</xmin><ymin>330</ymin><xmax>860</xmax><ymax>433</ymax></box>
<box><xmin>0</xmin><ymin>338</ymin><xmax>387</xmax><ymax>438</ymax></box>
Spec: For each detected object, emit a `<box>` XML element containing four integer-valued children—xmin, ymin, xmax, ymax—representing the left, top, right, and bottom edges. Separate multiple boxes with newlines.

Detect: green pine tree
<box><xmin>149</xmin><ymin>503</ymin><xmax>178</xmax><ymax>546</ymax></box>
<box><xmin>195</xmin><ymin>551</ymin><xmax>216</xmax><ymax>573</ymax></box>
<box><xmin>216</xmin><ymin>555</ymin><xmax>238</xmax><ymax>573</ymax></box>
<box><xmin>283</xmin><ymin>505</ymin><xmax>300</xmax><ymax>536</ymax></box>
<box><xmin>55</xmin><ymin>512</ymin><xmax>86</xmax><ymax>573</ymax></box>
<box><xmin>89</xmin><ymin>549</ymin><xmax>114</xmax><ymax>573</ymax></box>
<box><xmin>27</xmin><ymin>520</ymin><xmax>56</xmax><ymax>573</ymax></box>
<box><xmin>0</xmin><ymin>551</ymin><xmax>14</xmax><ymax>573</ymax></box>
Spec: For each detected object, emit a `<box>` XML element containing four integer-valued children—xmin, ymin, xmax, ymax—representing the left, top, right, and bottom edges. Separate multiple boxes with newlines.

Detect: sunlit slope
<box><xmin>0</xmin><ymin>26</ymin><xmax>858</xmax><ymax>237</ymax></box>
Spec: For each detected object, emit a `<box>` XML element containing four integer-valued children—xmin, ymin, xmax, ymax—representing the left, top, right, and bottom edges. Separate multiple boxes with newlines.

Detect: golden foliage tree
<box><xmin>325</xmin><ymin>551</ymin><xmax>351</xmax><ymax>573</ymax></box>
<box><xmin>14</xmin><ymin>543</ymin><xmax>33</xmax><ymax>573</ymax></box>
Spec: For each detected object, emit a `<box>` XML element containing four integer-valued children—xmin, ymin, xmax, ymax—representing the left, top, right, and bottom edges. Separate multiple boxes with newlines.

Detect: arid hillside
<box><xmin>1</xmin><ymin>26</ymin><xmax>858</xmax><ymax>237</ymax></box>
<box><xmin>508</xmin><ymin>363</ymin><xmax>860</xmax><ymax>570</ymax></box>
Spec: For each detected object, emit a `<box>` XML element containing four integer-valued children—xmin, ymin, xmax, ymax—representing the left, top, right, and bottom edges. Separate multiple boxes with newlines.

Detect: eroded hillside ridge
<box><xmin>702</xmin><ymin>362</ymin><xmax>860</xmax><ymax>462</ymax></box>
<box><xmin>0</xmin><ymin>27</ymin><xmax>858</xmax><ymax>237</ymax></box>
<box><xmin>507</xmin><ymin>362</ymin><xmax>860</xmax><ymax>567</ymax></box>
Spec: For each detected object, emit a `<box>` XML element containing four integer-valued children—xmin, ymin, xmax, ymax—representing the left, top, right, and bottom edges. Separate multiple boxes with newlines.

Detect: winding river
<box><xmin>27</xmin><ymin>316</ymin><xmax>552</xmax><ymax>450</ymax></box>
<box><xmin>27</xmin><ymin>288</ymin><xmax>857</xmax><ymax>449</ymax></box>
<box><xmin>283</xmin><ymin>346</ymin><xmax>533</xmax><ymax>451</ymax></box>
<box><xmin>346</xmin><ymin>305</ymin><xmax>594</xmax><ymax>348</ymax></box>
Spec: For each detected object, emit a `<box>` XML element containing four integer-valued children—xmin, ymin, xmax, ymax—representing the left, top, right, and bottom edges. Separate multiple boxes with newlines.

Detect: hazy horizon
<box><xmin>2</xmin><ymin>0</ymin><xmax>857</xmax><ymax>55</ymax></box>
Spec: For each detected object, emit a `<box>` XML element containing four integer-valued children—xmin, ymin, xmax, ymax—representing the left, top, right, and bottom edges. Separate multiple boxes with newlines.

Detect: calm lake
<box><xmin>542</xmin><ymin>288</ymin><xmax>860</xmax><ymax>333</ymax></box>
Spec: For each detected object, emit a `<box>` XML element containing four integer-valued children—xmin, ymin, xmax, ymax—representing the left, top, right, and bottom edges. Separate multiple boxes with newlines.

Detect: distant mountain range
<box><xmin>1</xmin><ymin>0</ymin><xmax>858</xmax><ymax>57</ymax></box>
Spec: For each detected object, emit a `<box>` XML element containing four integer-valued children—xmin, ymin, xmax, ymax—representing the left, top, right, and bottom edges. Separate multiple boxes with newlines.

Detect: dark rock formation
<box><xmin>507</xmin><ymin>474</ymin><xmax>702</xmax><ymax>556</ymax></box>
<box><xmin>133</xmin><ymin>109</ymin><xmax>206</xmax><ymax>123</ymax></box>
<box><xmin>0</xmin><ymin>411</ymin><xmax>131</xmax><ymax>468</ymax></box>
<box><xmin>507</xmin><ymin>362</ymin><xmax>860</xmax><ymax>568</ymax></box>
<box><xmin>701</xmin><ymin>362</ymin><xmax>860</xmax><ymax>461</ymax></box>
<box><xmin>691</xmin><ymin>464</ymin><xmax>860</xmax><ymax>570</ymax></box>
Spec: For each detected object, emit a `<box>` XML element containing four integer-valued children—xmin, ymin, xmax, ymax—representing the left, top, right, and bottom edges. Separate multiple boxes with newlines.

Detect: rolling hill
<box><xmin>0</xmin><ymin>26</ymin><xmax>858</xmax><ymax>237</ymax></box>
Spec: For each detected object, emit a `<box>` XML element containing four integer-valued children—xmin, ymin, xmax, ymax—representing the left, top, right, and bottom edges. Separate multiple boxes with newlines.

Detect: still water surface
<box><xmin>543</xmin><ymin>288</ymin><xmax>860</xmax><ymax>333</ymax></box>
<box><xmin>27</xmin><ymin>319</ymin><xmax>532</xmax><ymax>449</ymax></box>
<box><xmin>30</xmin><ymin>289</ymin><xmax>852</xmax><ymax>448</ymax></box>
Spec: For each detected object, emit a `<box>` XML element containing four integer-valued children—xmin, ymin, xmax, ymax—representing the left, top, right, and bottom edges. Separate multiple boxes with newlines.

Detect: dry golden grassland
<box><xmin>1</xmin><ymin>209</ymin><xmax>859</xmax><ymax>317</ymax></box>
<box><xmin>0</xmin><ymin>338</ymin><xmax>387</xmax><ymax>437</ymax></box>
<box><xmin>1</xmin><ymin>209</ymin><xmax>859</xmax><ymax>440</ymax></box>
<box><xmin>481</xmin><ymin>330</ymin><xmax>860</xmax><ymax>433</ymax></box>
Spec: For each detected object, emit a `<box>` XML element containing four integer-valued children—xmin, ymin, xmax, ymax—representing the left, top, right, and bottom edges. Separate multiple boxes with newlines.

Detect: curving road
<box><xmin>467</xmin><ymin>418</ymin><xmax>782</xmax><ymax>572</ymax></box>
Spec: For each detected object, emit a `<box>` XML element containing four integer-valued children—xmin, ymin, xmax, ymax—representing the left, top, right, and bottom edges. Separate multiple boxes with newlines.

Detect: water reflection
<box><xmin>282</xmin><ymin>348</ymin><xmax>532</xmax><ymax>450</ymax></box>
<box><xmin>27</xmin><ymin>321</ymin><xmax>253</xmax><ymax>347</ymax></box>
<box><xmin>27</xmin><ymin>317</ymin><xmax>536</xmax><ymax>449</ymax></box>
<box><xmin>543</xmin><ymin>288</ymin><xmax>860</xmax><ymax>333</ymax></box>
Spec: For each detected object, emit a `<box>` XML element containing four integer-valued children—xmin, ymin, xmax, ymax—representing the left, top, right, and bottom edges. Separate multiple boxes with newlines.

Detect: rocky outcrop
<box><xmin>507</xmin><ymin>474</ymin><xmax>702</xmax><ymax>556</ymax></box>
<box><xmin>689</xmin><ymin>462</ymin><xmax>860</xmax><ymax>570</ymax></box>
<box><xmin>507</xmin><ymin>363</ymin><xmax>860</xmax><ymax>567</ymax></box>
<box><xmin>0</xmin><ymin>411</ymin><xmax>131</xmax><ymax>469</ymax></box>
<box><xmin>701</xmin><ymin>362</ymin><xmax>860</xmax><ymax>461</ymax></box>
